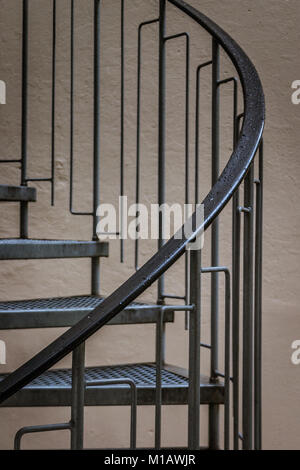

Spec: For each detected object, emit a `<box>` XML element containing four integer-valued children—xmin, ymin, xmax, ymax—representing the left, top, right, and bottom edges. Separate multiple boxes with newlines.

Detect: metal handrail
<box><xmin>0</xmin><ymin>0</ymin><xmax>264</xmax><ymax>412</ymax></box>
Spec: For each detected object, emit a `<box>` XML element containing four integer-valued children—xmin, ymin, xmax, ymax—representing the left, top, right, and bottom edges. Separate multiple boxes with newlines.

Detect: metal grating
<box><xmin>0</xmin><ymin>364</ymin><xmax>188</xmax><ymax>389</ymax></box>
<box><xmin>0</xmin><ymin>296</ymin><xmax>156</xmax><ymax>312</ymax></box>
<box><xmin>0</xmin><ymin>296</ymin><xmax>104</xmax><ymax>312</ymax></box>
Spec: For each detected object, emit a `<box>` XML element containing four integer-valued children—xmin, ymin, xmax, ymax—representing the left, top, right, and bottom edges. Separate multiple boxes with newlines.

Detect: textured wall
<box><xmin>0</xmin><ymin>0</ymin><xmax>299</xmax><ymax>450</ymax></box>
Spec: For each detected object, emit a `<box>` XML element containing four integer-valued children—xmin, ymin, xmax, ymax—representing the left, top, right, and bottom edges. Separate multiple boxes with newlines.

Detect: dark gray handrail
<box><xmin>0</xmin><ymin>0</ymin><xmax>265</xmax><ymax>405</ymax></box>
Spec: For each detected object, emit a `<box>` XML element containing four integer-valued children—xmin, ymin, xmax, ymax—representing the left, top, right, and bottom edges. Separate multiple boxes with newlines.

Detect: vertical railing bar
<box><xmin>254</xmin><ymin>139</ymin><xmax>263</xmax><ymax>450</ymax></box>
<box><xmin>69</xmin><ymin>0</ymin><xmax>93</xmax><ymax>217</ymax></box>
<box><xmin>184</xmin><ymin>34</ymin><xmax>190</xmax><ymax>330</ymax></box>
<box><xmin>91</xmin><ymin>0</ymin><xmax>102</xmax><ymax>296</ymax></box>
<box><xmin>216</xmin><ymin>76</ymin><xmax>238</xmax><ymax>151</ymax></box>
<box><xmin>20</xmin><ymin>0</ymin><xmax>29</xmax><ymax>238</ymax></box>
<box><xmin>233</xmin><ymin>80</ymin><xmax>238</xmax><ymax>146</ymax></box>
<box><xmin>193</xmin><ymin>60</ymin><xmax>213</xmax><ymax>334</ymax></box>
<box><xmin>21</xmin><ymin>0</ymin><xmax>58</xmax><ymax>204</ymax></box>
<box><xmin>130</xmin><ymin>382</ymin><xmax>137</xmax><ymax>450</ymax></box>
<box><xmin>209</xmin><ymin>37</ymin><xmax>220</xmax><ymax>450</ymax></box>
<box><xmin>158</xmin><ymin>0</ymin><xmax>166</xmax><ymax>304</ymax></box>
<box><xmin>120</xmin><ymin>0</ymin><xmax>125</xmax><ymax>263</ymax></box>
<box><xmin>184</xmin><ymin>34</ymin><xmax>189</xmax><ymax>212</ymax></box>
<box><xmin>69</xmin><ymin>0</ymin><xmax>75</xmax><ymax>214</ymax></box>
<box><xmin>70</xmin><ymin>342</ymin><xmax>86</xmax><ymax>450</ymax></box>
<box><xmin>227</xmin><ymin>76</ymin><xmax>237</xmax><ymax>451</ymax></box>
<box><xmin>224</xmin><ymin>269</ymin><xmax>231</xmax><ymax>450</ymax></box>
<box><xmin>188</xmin><ymin>247</ymin><xmax>201</xmax><ymax>450</ymax></box>
<box><xmin>195</xmin><ymin>61</ymin><xmax>212</xmax><ymax>205</ymax></box>
<box><xmin>50</xmin><ymin>0</ymin><xmax>56</xmax><ymax>206</ymax></box>
<box><xmin>232</xmin><ymin>112</ymin><xmax>243</xmax><ymax>449</ymax></box>
<box><xmin>232</xmin><ymin>192</ymin><xmax>240</xmax><ymax>450</ymax></box>
<box><xmin>242</xmin><ymin>163</ymin><xmax>254</xmax><ymax>450</ymax></box>
<box><xmin>135</xmin><ymin>18</ymin><xmax>159</xmax><ymax>271</ymax></box>
<box><xmin>155</xmin><ymin>307</ymin><xmax>165</xmax><ymax>449</ymax></box>
<box><xmin>86</xmin><ymin>379</ymin><xmax>137</xmax><ymax>449</ymax></box>
<box><xmin>161</xmin><ymin>31</ymin><xmax>190</xmax><ymax>314</ymax></box>
<box><xmin>155</xmin><ymin>306</ymin><xmax>197</xmax><ymax>447</ymax></box>
<box><xmin>201</xmin><ymin>266</ymin><xmax>231</xmax><ymax>450</ymax></box>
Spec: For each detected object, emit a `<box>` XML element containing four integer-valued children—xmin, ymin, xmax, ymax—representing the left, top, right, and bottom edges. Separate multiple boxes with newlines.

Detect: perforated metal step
<box><xmin>0</xmin><ymin>295</ymin><xmax>174</xmax><ymax>329</ymax></box>
<box><xmin>0</xmin><ymin>363</ymin><xmax>224</xmax><ymax>407</ymax></box>
<box><xmin>0</xmin><ymin>239</ymin><xmax>108</xmax><ymax>260</ymax></box>
<box><xmin>0</xmin><ymin>184</ymin><xmax>36</xmax><ymax>202</ymax></box>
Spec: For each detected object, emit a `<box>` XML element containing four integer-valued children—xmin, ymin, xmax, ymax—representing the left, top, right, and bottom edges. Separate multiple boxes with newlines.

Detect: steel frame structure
<box><xmin>0</xmin><ymin>0</ymin><xmax>264</xmax><ymax>450</ymax></box>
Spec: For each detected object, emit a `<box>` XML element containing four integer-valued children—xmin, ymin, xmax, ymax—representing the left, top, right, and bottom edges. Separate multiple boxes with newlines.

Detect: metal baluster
<box><xmin>195</xmin><ymin>61</ymin><xmax>212</xmax><ymax>205</ymax></box>
<box><xmin>135</xmin><ymin>18</ymin><xmax>159</xmax><ymax>271</ymax></box>
<box><xmin>243</xmin><ymin>163</ymin><xmax>255</xmax><ymax>449</ymax></box>
<box><xmin>158</xmin><ymin>0</ymin><xmax>166</xmax><ymax>304</ymax></box>
<box><xmin>50</xmin><ymin>0</ymin><xmax>56</xmax><ymax>206</ymax></box>
<box><xmin>193</xmin><ymin>59</ymin><xmax>212</xmax><ymax>333</ymax></box>
<box><xmin>70</xmin><ymin>343</ymin><xmax>86</xmax><ymax>450</ymax></box>
<box><xmin>254</xmin><ymin>140</ymin><xmax>263</xmax><ymax>450</ymax></box>
<box><xmin>86</xmin><ymin>379</ymin><xmax>137</xmax><ymax>449</ymax></box>
<box><xmin>120</xmin><ymin>0</ymin><xmax>125</xmax><ymax>262</ymax></box>
<box><xmin>20</xmin><ymin>0</ymin><xmax>29</xmax><ymax>238</ymax></box>
<box><xmin>92</xmin><ymin>0</ymin><xmax>102</xmax><ymax>295</ymax></box>
<box><xmin>69</xmin><ymin>0</ymin><xmax>75</xmax><ymax>214</ymax></box>
<box><xmin>155</xmin><ymin>307</ymin><xmax>165</xmax><ymax>449</ymax></box>
<box><xmin>21</xmin><ymin>1</ymin><xmax>57</xmax><ymax>205</ymax></box>
<box><xmin>224</xmin><ymin>269</ymin><xmax>231</xmax><ymax>451</ymax></box>
<box><xmin>69</xmin><ymin>0</ymin><xmax>93</xmax><ymax>217</ymax></box>
<box><xmin>184</xmin><ymin>33</ymin><xmax>190</xmax><ymax>331</ymax></box>
<box><xmin>209</xmin><ymin>37</ymin><xmax>220</xmax><ymax>450</ymax></box>
<box><xmin>202</xmin><ymin>267</ymin><xmax>231</xmax><ymax>449</ymax></box>
<box><xmin>232</xmin><ymin>112</ymin><xmax>243</xmax><ymax>449</ymax></box>
<box><xmin>155</xmin><ymin>305</ymin><xmax>194</xmax><ymax>449</ymax></box>
<box><xmin>188</xmin><ymin>248</ymin><xmax>201</xmax><ymax>450</ymax></box>
<box><xmin>163</xmin><ymin>30</ymin><xmax>190</xmax><ymax>321</ymax></box>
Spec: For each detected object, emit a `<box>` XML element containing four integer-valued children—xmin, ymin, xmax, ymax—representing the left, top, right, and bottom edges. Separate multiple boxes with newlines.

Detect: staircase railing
<box><xmin>0</xmin><ymin>0</ymin><xmax>265</xmax><ymax>450</ymax></box>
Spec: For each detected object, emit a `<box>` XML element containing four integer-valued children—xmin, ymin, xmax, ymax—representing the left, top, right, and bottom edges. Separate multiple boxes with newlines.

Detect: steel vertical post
<box><xmin>158</xmin><ymin>0</ymin><xmax>166</xmax><ymax>304</ymax></box>
<box><xmin>209</xmin><ymin>37</ymin><xmax>220</xmax><ymax>449</ymax></box>
<box><xmin>232</xmin><ymin>114</ymin><xmax>243</xmax><ymax>449</ymax></box>
<box><xmin>135</xmin><ymin>19</ymin><xmax>159</xmax><ymax>271</ymax></box>
<box><xmin>254</xmin><ymin>141</ymin><xmax>263</xmax><ymax>450</ymax></box>
<box><xmin>20</xmin><ymin>0</ymin><xmax>29</xmax><ymax>238</ymax></box>
<box><xmin>86</xmin><ymin>379</ymin><xmax>137</xmax><ymax>449</ymax></box>
<box><xmin>70</xmin><ymin>342</ymin><xmax>85</xmax><ymax>450</ymax></box>
<box><xmin>92</xmin><ymin>0</ymin><xmax>101</xmax><ymax>296</ymax></box>
<box><xmin>120</xmin><ymin>0</ymin><xmax>125</xmax><ymax>263</ymax></box>
<box><xmin>243</xmin><ymin>164</ymin><xmax>254</xmax><ymax>449</ymax></box>
<box><xmin>232</xmin><ymin>192</ymin><xmax>241</xmax><ymax>450</ymax></box>
<box><xmin>224</xmin><ymin>269</ymin><xmax>231</xmax><ymax>450</ymax></box>
<box><xmin>155</xmin><ymin>308</ymin><xmax>166</xmax><ymax>449</ymax></box>
<box><xmin>50</xmin><ymin>0</ymin><xmax>56</xmax><ymax>206</ymax></box>
<box><xmin>188</xmin><ymin>248</ymin><xmax>201</xmax><ymax>450</ymax></box>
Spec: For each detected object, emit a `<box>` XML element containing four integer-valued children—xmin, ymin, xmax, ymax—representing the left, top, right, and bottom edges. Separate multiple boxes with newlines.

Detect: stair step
<box><xmin>0</xmin><ymin>184</ymin><xmax>36</xmax><ymax>202</ymax></box>
<box><xmin>0</xmin><ymin>363</ymin><xmax>224</xmax><ymax>407</ymax></box>
<box><xmin>0</xmin><ymin>239</ymin><xmax>108</xmax><ymax>260</ymax></box>
<box><xmin>0</xmin><ymin>295</ymin><xmax>175</xmax><ymax>329</ymax></box>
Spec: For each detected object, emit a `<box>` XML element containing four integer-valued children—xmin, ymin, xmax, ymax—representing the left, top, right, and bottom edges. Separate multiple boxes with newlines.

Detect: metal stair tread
<box><xmin>0</xmin><ymin>238</ymin><xmax>109</xmax><ymax>259</ymax></box>
<box><xmin>0</xmin><ymin>295</ymin><xmax>175</xmax><ymax>328</ymax></box>
<box><xmin>0</xmin><ymin>363</ymin><xmax>224</xmax><ymax>407</ymax></box>
<box><xmin>0</xmin><ymin>184</ymin><xmax>36</xmax><ymax>202</ymax></box>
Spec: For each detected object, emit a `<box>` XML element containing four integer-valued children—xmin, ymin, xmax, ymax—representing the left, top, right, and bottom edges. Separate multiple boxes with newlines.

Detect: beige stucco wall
<box><xmin>0</xmin><ymin>0</ymin><xmax>299</xmax><ymax>450</ymax></box>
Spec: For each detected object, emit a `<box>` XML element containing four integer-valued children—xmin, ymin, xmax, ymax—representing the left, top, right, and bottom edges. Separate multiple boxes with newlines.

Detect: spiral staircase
<box><xmin>0</xmin><ymin>0</ymin><xmax>264</xmax><ymax>450</ymax></box>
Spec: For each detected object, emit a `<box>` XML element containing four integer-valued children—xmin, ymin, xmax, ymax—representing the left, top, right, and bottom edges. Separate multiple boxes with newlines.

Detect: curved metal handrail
<box><xmin>0</xmin><ymin>0</ymin><xmax>264</xmax><ymax>405</ymax></box>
